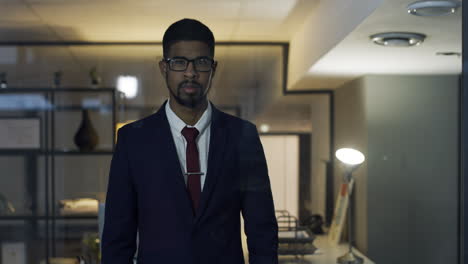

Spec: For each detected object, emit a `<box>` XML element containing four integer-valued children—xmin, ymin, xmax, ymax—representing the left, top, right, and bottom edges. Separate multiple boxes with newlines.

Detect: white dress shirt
<box><xmin>165</xmin><ymin>100</ymin><xmax>212</xmax><ymax>190</ymax></box>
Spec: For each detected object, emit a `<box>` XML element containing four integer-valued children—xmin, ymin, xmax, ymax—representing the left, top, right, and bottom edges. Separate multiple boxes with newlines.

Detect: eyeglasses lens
<box><xmin>169</xmin><ymin>58</ymin><xmax>212</xmax><ymax>72</ymax></box>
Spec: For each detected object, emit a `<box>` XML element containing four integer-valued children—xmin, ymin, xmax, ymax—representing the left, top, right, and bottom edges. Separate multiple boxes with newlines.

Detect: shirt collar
<box><xmin>165</xmin><ymin>99</ymin><xmax>212</xmax><ymax>136</ymax></box>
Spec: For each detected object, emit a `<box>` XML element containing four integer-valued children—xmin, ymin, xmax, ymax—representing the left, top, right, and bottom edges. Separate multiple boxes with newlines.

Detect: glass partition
<box><xmin>0</xmin><ymin>7</ymin><xmax>462</xmax><ymax>263</ymax></box>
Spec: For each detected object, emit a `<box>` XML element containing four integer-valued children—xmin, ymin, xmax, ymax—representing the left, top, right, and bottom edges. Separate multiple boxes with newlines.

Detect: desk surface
<box><xmin>277</xmin><ymin>235</ymin><xmax>375</xmax><ymax>264</ymax></box>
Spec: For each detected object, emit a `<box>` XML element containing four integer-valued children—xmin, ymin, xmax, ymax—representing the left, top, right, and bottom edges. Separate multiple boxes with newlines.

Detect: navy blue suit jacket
<box><xmin>102</xmin><ymin>102</ymin><xmax>278</xmax><ymax>264</ymax></box>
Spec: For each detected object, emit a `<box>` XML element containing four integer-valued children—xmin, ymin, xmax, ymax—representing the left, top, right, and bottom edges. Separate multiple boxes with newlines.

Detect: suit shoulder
<box><xmin>117</xmin><ymin>113</ymin><xmax>157</xmax><ymax>135</ymax></box>
<box><xmin>217</xmin><ymin>110</ymin><xmax>257</xmax><ymax>136</ymax></box>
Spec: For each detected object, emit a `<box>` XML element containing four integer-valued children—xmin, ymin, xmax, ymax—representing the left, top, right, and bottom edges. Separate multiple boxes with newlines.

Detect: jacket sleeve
<box><xmin>101</xmin><ymin>127</ymin><xmax>138</xmax><ymax>264</ymax></box>
<box><xmin>239</xmin><ymin>122</ymin><xmax>278</xmax><ymax>264</ymax></box>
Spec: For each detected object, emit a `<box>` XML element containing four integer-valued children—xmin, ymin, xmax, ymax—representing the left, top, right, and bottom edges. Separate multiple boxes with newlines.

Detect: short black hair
<box><xmin>162</xmin><ymin>18</ymin><xmax>215</xmax><ymax>59</ymax></box>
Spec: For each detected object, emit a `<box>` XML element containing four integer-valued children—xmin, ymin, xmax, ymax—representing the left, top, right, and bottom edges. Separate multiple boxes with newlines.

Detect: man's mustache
<box><xmin>178</xmin><ymin>81</ymin><xmax>202</xmax><ymax>90</ymax></box>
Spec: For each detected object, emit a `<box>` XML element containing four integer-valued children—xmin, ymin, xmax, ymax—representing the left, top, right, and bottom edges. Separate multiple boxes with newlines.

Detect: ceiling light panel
<box><xmin>370</xmin><ymin>32</ymin><xmax>426</xmax><ymax>47</ymax></box>
<box><xmin>241</xmin><ymin>0</ymin><xmax>297</xmax><ymax>20</ymax></box>
<box><xmin>0</xmin><ymin>2</ymin><xmax>42</xmax><ymax>23</ymax></box>
<box><xmin>407</xmin><ymin>0</ymin><xmax>461</xmax><ymax>16</ymax></box>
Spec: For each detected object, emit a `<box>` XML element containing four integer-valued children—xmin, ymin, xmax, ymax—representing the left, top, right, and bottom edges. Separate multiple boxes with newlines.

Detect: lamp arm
<box><xmin>347</xmin><ymin>180</ymin><xmax>354</xmax><ymax>253</ymax></box>
<box><xmin>344</xmin><ymin>171</ymin><xmax>353</xmax><ymax>183</ymax></box>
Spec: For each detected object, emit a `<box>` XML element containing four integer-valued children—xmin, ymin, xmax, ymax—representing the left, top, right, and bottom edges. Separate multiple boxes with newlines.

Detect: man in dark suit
<box><xmin>102</xmin><ymin>18</ymin><xmax>278</xmax><ymax>264</ymax></box>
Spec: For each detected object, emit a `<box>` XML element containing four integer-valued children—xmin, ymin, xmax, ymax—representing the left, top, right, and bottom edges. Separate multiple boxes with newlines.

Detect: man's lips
<box><xmin>183</xmin><ymin>87</ymin><xmax>197</xmax><ymax>93</ymax></box>
<box><xmin>181</xmin><ymin>84</ymin><xmax>200</xmax><ymax>94</ymax></box>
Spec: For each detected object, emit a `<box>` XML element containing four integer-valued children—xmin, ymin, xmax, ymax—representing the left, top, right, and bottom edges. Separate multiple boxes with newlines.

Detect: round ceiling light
<box><xmin>370</xmin><ymin>32</ymin><xmax>426</xmax><ymax>47</ymax></box>
<box><xmin>407</xmin><ymin>0</ymin><xmax>461</xmax><ymax>16</ymax></box>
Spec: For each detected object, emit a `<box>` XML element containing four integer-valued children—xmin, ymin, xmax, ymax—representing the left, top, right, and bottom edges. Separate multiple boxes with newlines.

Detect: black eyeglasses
<box><xmin>163</xmin><ymin>56</ymin><xmax>215</xmax><ymax>72</ymax></box>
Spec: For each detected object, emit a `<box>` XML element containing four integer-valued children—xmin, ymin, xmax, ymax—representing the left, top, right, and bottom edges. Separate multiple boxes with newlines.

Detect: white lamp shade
<box><xmin>335</xmin><ymin>148</ymin><xmax>365</xmax><ymax>165</ymax></box>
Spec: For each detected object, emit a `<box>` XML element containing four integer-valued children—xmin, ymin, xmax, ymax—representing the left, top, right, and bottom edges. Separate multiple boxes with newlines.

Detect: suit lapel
<box><xmin>149</xmin><ymin>101</ymin><xmax>227</xmax><ymax>224</ymax></box>
<box><xmin>147</xmin><ymin>102</ymin><xmax>194</xmax><ymax>222</ymax></box>
<box><xmin>194</xmin><ymin>105</ymin><xmax>227</xmax><ymax>223</ymax></box>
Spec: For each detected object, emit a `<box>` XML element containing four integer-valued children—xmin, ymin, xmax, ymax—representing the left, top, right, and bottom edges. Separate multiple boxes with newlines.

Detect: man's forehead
<box><xmin>167</xmin><ymin>40</ymin><xmax>213</xmax><ymax>57</ymax></box>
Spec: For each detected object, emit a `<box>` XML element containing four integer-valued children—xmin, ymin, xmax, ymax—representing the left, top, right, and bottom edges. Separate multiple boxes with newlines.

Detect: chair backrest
<box><xmin>275</xmin><ymin>209</ymin><xmax>290</xmax><ymax>219</ymax></box>
<box><xmin>277</xmin><ymin>214</ymin><xmax>299</xmax><ymax>231</ymax></box>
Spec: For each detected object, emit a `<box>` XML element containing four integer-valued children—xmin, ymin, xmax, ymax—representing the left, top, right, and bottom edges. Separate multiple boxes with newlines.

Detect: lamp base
<box><xmin>337</xmin><ymin>251</ymin><xmax>364</xmax><ymax>264</ymax></box>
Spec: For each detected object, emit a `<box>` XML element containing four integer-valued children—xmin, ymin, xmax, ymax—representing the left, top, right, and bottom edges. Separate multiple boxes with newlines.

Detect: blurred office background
<box><xmin>0</xmin><ymin>0</ymin><xmax>462</xmax><ymax>264</ymax></box>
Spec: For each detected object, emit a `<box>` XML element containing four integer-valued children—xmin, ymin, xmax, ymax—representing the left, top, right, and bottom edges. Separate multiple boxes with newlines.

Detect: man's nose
<box><xmin>184</xmin><ymin>61</ymin><xmax>198</xmax><ymax>78</ymax></box>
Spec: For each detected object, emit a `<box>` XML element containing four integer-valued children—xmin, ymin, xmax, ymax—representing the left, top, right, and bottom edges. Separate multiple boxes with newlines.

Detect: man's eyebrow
<box><xmin>169</xmin><ymin>56</ymin><xmax>212</xmax><ymax>60</ymax></box>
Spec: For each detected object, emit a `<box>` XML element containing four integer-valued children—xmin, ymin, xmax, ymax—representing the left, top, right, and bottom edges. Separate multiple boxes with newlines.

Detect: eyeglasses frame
<box><xmin>163</xmin><ymin>56</ymin><xmax>216</xmax><ymax>72</ymax></box>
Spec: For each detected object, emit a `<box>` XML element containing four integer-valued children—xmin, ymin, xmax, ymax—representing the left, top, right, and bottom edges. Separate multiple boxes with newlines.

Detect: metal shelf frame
<box><xmin>0</xmin><ymin>87</ymin><xmax>116</xmax><ymax>263</ymax></box>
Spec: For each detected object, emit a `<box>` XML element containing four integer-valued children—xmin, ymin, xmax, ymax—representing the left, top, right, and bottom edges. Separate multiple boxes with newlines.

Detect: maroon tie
<box><xmin>181</xmin><ymin>126</ymin><xmax>201</xmax><ymax>214</ymax></box>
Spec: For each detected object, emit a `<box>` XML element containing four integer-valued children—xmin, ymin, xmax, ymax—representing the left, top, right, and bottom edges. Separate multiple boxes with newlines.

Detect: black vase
<box><xmin>74</xmin><ymin>109</ymin><xmax>99</xmax><ymax>152</ymax></box>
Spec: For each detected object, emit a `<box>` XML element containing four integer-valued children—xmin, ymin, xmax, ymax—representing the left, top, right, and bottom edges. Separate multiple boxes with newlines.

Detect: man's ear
<box><xmin>211</xmin><ymin>61</ymin><xmax>218</xmax><ymax>76</ymax></box>
<box><xmin>158</xmin><ymin>60</ymin><xmax>167</xmax><ymax>76</ymax></box>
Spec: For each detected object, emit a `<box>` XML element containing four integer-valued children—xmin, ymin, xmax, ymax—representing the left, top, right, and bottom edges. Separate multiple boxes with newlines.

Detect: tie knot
<box><xmin>181</xmin><ymin>127</ymin><xmax>199</xmax><ymax>142</ymax></box>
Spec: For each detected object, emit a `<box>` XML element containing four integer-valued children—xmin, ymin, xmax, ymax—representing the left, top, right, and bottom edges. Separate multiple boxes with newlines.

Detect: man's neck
<box><xmin>169</xmin><ymin>99</ymin><xmax>208</xmax><ymax>126</ymax></box>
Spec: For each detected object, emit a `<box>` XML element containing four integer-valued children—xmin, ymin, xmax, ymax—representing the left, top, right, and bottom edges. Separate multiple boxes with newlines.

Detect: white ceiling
<box><xmin>0</xmin><ymin>0</ymin><xmax>317</xmax><ymax>41</ymax></box>
<box><xmin>0</xmin><ymin>0</ymin><xmax>462</xmax><ymax>129</ymax></box>
<box><xmin>303</xmin><ymin>0</ymin><xmax>462</xmax><ymax>89</ymax></box>
<box><xmin>0</xmin><ymin>0</ymin><xmax>461</xmax><ymax>86</ymax></box>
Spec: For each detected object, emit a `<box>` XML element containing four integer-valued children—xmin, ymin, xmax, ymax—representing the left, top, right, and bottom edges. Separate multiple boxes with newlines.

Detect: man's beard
<box><xmin>168</xmin><ymin>80</ymin><xmax>206</xmax><ymax>109</ymax></box>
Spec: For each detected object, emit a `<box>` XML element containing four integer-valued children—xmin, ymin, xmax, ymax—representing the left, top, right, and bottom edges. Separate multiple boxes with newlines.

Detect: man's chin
<box><xmin>176</xmin><ymin>95</ymin><xmax>206</xmax><ymax>109</ymax></box>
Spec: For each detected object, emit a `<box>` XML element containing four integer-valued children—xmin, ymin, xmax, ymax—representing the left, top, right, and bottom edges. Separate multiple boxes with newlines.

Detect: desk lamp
<box><xmin>335</xmin><ymin>148</ymin><xmax>365</xmax><ymax>264</ymax></box>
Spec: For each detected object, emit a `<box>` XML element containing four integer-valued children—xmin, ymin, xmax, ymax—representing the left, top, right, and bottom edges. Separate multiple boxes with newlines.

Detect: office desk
<box><xmin>277</xmin><ymin>235</ymin><xmax>375</xmax><ymax>264</ymax></box>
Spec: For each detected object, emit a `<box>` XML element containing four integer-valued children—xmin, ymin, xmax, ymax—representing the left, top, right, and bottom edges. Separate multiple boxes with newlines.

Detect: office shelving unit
<box><xmin>0</xmin><ymin>88</ymin><xmax>116</xmax><ymax>264</ymax></box>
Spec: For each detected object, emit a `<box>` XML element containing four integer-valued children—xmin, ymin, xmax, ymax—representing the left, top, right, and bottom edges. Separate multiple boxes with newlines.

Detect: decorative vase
<box><xmin>89</xmin><ymin>67</ymin><xmax>101</xmax><ymax>89</ymax></box>
<box><xmin>0</xmin><ymin>72</ymin><xmax>7</xmax><ymax>89</ymax></box>
<box><xmin>74</xmin><ymin>109</ymin><xmax>99</xmax><ymax>152</ymax></box>
<box><xmin>0</xmin><ymin>193</ymin><xmax>15</xmax><ymax>215</ymax></box>
<box><xmin>53</xmin><ymin>71</ymin><xmax>62</xmax><ymax>88</ymax></box>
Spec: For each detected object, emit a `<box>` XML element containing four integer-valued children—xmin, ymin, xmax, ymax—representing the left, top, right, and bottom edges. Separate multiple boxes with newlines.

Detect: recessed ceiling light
<box><xmin>370</xmin><ymin>32</ymin><xmax>426</xmax><ymax>47</ymax></box>
<box><xmin>407</xmin><ymin>0</ymin><xmax>461</xmax><ymax>16</ymax></box>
